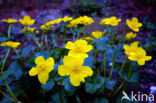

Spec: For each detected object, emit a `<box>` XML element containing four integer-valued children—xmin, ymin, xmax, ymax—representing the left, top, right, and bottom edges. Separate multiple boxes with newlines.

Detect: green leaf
<box><xmin>106</xmin><ymin>78</ymin><xmax>116</xmax><ymax>90</ymax></box>
<box><xmin>62</xmin><ymin>77</ymin><xmax>76</xmax><ymax>95</ymax></box>
<box><xmin>0</xmin><ymin>70</ymin><xmax>14</xmax><ymax>80</ymax></box>
<box><xmin>85</xmin><ymin>75</ymin><xmax>104</xmax><ymax>94</ymax></box>
<box><xmin>41</xmin><ymin>80</ymin><xmax>54</xmax><ymax>91</ymax></box>
<box><xmin>118</xmin><ymin>70</ymin><xmax>140</xmax><ymax>85</ymax></box>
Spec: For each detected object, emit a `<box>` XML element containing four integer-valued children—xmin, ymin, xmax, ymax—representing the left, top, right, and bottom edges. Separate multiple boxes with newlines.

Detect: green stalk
<box><xmin>45</xmin><ymin>34</ymin><xmax>48</xmax><ymax>48</ymax></box>
<box><xmin>8</xmin><ymin>24</ymin><xmax>12</xmax><ymax>39</ymax></box>
<box><xmin>1</xmin><ymin>48</ymin><xmax>18</xmax><ymax>102</ymax></box>
<box><xmin>33</xmin><ymin>34</ymin><xmax>41</xmax><ymax>48</ymax></box>
<box><xmin>13</xmin><ymin>48</ymin><xmax>19</xmax><ymax>56</ymax></box>
<box><xmin>128</xmin><ymin>62</ymin><xmax>132</xmax><ymax>80</ymax></box>
<box><xmin>109</xmin><ymin>52</ymin><xmax>117</xmax><ymax>80</ymax></box>
<box><xmin>120</xmin><ymin>56</ymin><xmax>127</xmax><ymax>70</ymax></box>
<box><xmin>20</xmin><ymin>33</ymin><xmax>27</xmax><ymax>54</ymax></box>
<box><xmin>0</xmin><ymin>89</ymin><xmax>14</xmax><ymax>102</ymax></box>
<box><xmin>20</xmin><ymin>26</ymin><xmax>28</xmax><ymax>54</ymax></box>
<box><xmin>59</xmin><ymin>87</ymin><xmax>64</xmax><ymax>103</ymax></box>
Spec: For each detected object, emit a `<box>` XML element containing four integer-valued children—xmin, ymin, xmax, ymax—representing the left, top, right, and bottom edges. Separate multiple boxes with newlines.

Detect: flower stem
<box><xmin>13</xmin><ymin>48</ymin><xmax>20</xmax><ymax>56</ymax></box>
<box><xmin>1</xmin><ymin>48</ymin><xmax>10</xmax><ymax>74</ymax></box>
<box><xmin>0</xmin><ymin>89</ymin><xmax>14</xmax><ymax>102</ymax></box>
<box><xmin>20</xmin><ymin>33</ymin><xmax>27</xmax><ymax>54</ymax></box>
<box><xmin>109</xmin><ymin>52</ymin><xmax>117</xmax><ymax>80</ymax></box>
<box><xmin>45</xmin><ymin>34</ymin><xmax>48</xmax><ymax>48</ymax></box>
<box><xmin>59</xmin><ymin>87</ymin><xmax>64</xmax><ymax>103</ymax></box>
<box><xmin>8</xmin><ymin>24</ymin><xmax>12</xmax><ymax>39</ymax></box>
<box><xmin>128</xmin><ymin>62</ymin><xmax>132</xmax><ymax>80</ymax></box>
<box><xmin>1</xmin><ymin>48</ymin><xmax>18</xmax><ymax>102</ymax></box>
<box><xmin>120</xmin><ymin>56</ymin><xmax>127</xmax><ymax>70</ymax></box>
<box><xmin>32</xmin><ymin>34</ymin><xmax>41</xmax><ymax>48</ymax></box>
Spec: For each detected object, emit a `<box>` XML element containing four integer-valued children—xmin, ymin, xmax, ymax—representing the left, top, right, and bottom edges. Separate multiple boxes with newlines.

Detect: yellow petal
<box><xmin>29</xmin><ymin>67</ymin><xmax>38</xmax><ymax>76</ymax></box>
<box><xmin>24</xmin><ymin>15</ymin><xmax>31</xmax><ymax>20</ymax></box>
<box><xmin>137</xmin><ymin>59</ymin><xmax>145</xmax><ymax>66</ymax></box>
<box><xmin>144</xmin><ymin>56</ymin><xmax>152</xmax><ymax>61</ymax></box>
<box><xmin>70</xmin><ymin>74</ymin><xmax>84</xmax><ymax>86</ymax></box>
<box><xmin>75</xmin><ymin>39</ymin><xmax>87</xmax><ymax>46</ymax></box>
<box><xmin>128</xmin><ymin>56</ymin><xmax>137</xmax><ymax>61</ymax></box>
<box><xmin>68</xmin><ymin>50</ymin><xmax>88</xmax><ymax>58</ymax></box>
<box><xmin>63</xmin><ymin>56</ymin><xmax>74</xmax><ymax>65</ymax></box>
<box><xmin>123</xmin><ymin>45</ymin><xmax>129</xmax><ymax>50</ymax></box>
<box><xmin>58</xmin><ymin>65</ymin><xmax>71</xmax><ymax>76</ymax></box>
<box><xmin>132</xmin><ymin>17</ymin><xmax>138</xmax><ymax>22</ymax></box>
<box><xmin>45</xmin><ymin>57</ymin><xmax>55</xmax><ymax>73</ymax></box>
<box><xmin>81</xmin><ymin>66</ymin><xmax>93</xmax><ymax>77</ymax></box>
<box><xmin>35</xmin><ymin>56</ymin><xmax>45</xmax><ymax>65</ymax></box>
<box><xmin>65</xmin><ymin>41</ymin><xmax>74</xmax><ymax>49</ymax></box>
<box><xmin>38</xmin><ymin>71</ymin><xmax>49</xmax><ymax>84</ymax></box>
<box><xmin>131</xmin><ymin>41</ymin><xmax>139</xmax><ymax>47</ymax></box>
<box><xmin>84</xmin><ymin>45</ymin><xmax>93</xmax><ymax>52</ymax></box>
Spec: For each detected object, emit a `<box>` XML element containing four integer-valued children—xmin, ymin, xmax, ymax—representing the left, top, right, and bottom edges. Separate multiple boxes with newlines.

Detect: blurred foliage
<box><xmin>69</xmin><ymin>0</ymin><xmax>107</xmax><ymax>17</ymax></box>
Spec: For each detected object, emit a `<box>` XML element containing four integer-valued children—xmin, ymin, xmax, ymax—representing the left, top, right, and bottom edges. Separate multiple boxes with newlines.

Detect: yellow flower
<box><xmin>2</xmin><ymin>18</ymin><xmax>18</xmax><ymax>23</ymax></box>
<box><xmin>100</xmin><ymin>16</ymin><xmax>121</xmax><ymax>26</ymax></box>
<box><xmin>123</xmin><ymin>41</ymin><xmax>139</xmax><ymax>56</ymax></box>
<box><xmin>126</xmin><ymin>17</ymin><xmax>142</xmax><ymax>32</ymax></box>
<box><xmin>66</xmin><ymin>16</ymin><xmax>94</xmax><ymax>28</ymax></box>
<box><xmin>22</xmin><ymin>27</ymin><xmax>36</xmax><ymax>33</ymax></box>
<box><xmin>126</xmin><ymin>32</ymin><xmax>137</xmax><ymax>39</ymax></box>
<box><xmin>19</xmin><ymin>15</ymin><xmax>35</xmax><ymax>26</ymax></box>
<box><xmin>35</xmin><ymin>30</ymin><xmax>39</xmax><ymax>34</ymax></box>
<box><xmin>128</xmin><ymin>48</ymin><xmax>152</xmax><ymax>65</ymax></box>
<box><xmin>40</xmin><ymin>24</ymin><xmax>52</xmax><ymax>30</ymax></box>
<box><xmin>82</xmin><ymin>36</ymin><xmax>94</xmax><ymax>41</ymax></box>
<box><xmin>58</xmin><ymin>56</ymin><xmax>93</xmax><ymax>86</ymax></box>
<box><xmin>0</xmin><ymin>41</ymin><xmax>20</xmax><ymax>48</ymax></box>
<box><xmin>65</xmin><ymin>39</ymin><xmax>93</xmax><ymax>58</ymax></box>
<box><xmin>91</xmin><ymin>31</ymin><xmax>105</xmax><ymax>39</ymax></box>
<box><xmin>29</xmin><ymin>56</ymin><xmax>54</xmax><ymax>84</ymax></box>
<box><xmin>51</xmin><ymin>18</ymin><xmax>62</xmax><ymax>24</ymax></box>
<box><xmin>62</xmin><ymin>16</ymin><xmax>73</xmax><ymax>22</ymax></box>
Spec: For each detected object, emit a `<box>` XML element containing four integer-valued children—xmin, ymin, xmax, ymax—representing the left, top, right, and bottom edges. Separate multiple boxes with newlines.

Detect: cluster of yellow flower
<box><xmin>58</xmin><ymin>39</ymin><xmax>93</xmax><ymax>86</ymax></box>
<box><xmin>124</xmin><ymin>42</ymin><xmax>152</xmax><ymax>65</ymax></box>
<box><xmin>0</xmin><ymin>15</ymin><xmax>152</xmax><ymax>86</ymax></box>
<box><xmin>66</xmin><ymin>16</ymin><xmax>94</xmax><ymax>28</ymax></box>
<box><xmin>40</xmin><ymin>16</ymin><xmax>73</xmax><ymax>30</ymax></box>
<box><xmin>29</xmin><ymin>39</ymin><xmax>93</xmax><ymax>86</ymax></box>
<box><xmin>126</xmin><ymin>17</ymin><xmax>142</xmax><ymax>39</ymax></box>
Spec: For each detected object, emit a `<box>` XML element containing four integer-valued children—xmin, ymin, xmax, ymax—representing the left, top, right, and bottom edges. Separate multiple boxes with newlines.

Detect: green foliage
<box><xmin>69</xmin><ymin>0</ymin><xmax>106</xmax><ymax>17</ymax></box>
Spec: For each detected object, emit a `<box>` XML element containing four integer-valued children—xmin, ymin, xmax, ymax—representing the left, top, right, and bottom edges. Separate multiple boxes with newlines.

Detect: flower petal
<box><xmin>144</xmin><ymin>56</ymin><xmax>152</xmax><ymax>61</ymax></box>
<box><xmin>70</xmin><ymin>74</ymin><xmax>84</xmax><ymax>86</ymax></box>
<box><xmin>65</xmin><ymin>41</ymin><xmax>74</xmax><ymax>49</ymax></box>
<box><xmin>58</xmin><ymin>65</ymin><xmax>71</xmax><ymax>76</ymax></box>
<box><xmin>35</xmin><ymin>56</ymin><xmax>45</xmax><ymax>65</ymax></box>
<box><xmin>84</xmin><ymin>45</ymin><xmax>93</xmax><ymax>52</ymax></box>
<box><xmin>45</xmin><ymin>57</ymin><xmax>54</xmax><ymax>73</ymax></box>
<box><xmin>38</xmin><ymin>71</ymin><xmax>49</xmax><ymax>84</ymax></box>
<box><xmin>29</xmin><ymin>67</ymin><xmax>38</xmax><ymax>76</ymax></box>
<box><xmin>137</xmin><ymin>59</ymin><xmax>145</xmax><ymax>66</ymax></box>
<box><xmin>81</xmin><ymin>66</ymin><xmax>93</xmax><ymax>77</ymax></box>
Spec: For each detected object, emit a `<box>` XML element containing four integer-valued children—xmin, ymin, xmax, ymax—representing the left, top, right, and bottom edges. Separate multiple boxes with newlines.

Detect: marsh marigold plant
<box><xmin>100</xmin><ymin>16</ymin><xmax>121</xmax><ymax>26</ymax></box>
<box><xmin>29</xmin><ymin>56</ymin><xmax>54</xmax><ymax>84</ymax></box>
<box><xmin>58</xmin><ymin>56</ymin><xmax>93</xmax><ymax>86</ymax></box>
<box><xmin>0</xmin><ymin>41</ymin><xmax>20</xmax><ymax>48</ymax></box>
<box><xmin>126</xmin><ymin>17</ymin><xmax>142</xmax><ymax>32</ymax></box>
<box><xmin>2</xmin><ymin>18</ymin><xmax>18</xmax><ymax>24</ymax></box>
<box><xmin>19</xmin><ymin>15</ymin><xmax>35</xmax><ymax>26</ymax></box>
<box><xmin>65</xmin><ymin>39</ymin><xmax>93</xmax><ymax>58</ymax></box>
